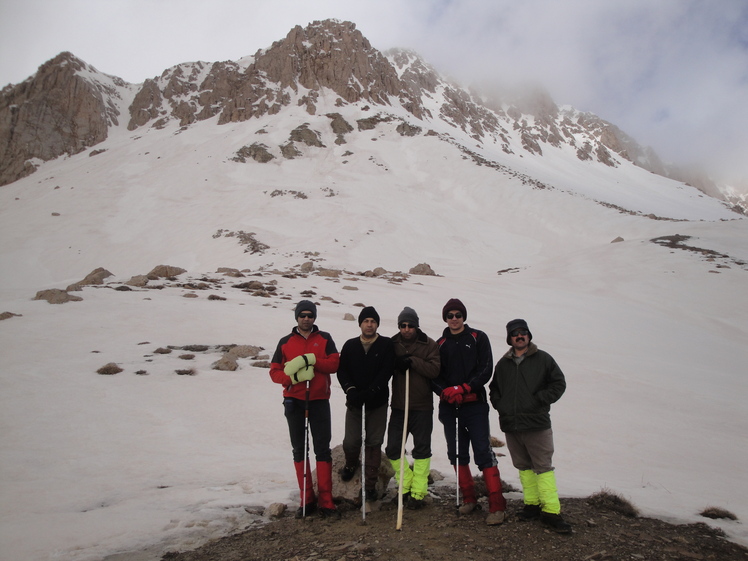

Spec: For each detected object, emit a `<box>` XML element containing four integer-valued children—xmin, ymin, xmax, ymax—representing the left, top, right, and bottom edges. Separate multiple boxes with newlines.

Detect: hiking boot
<box><xmin>540</xmin><ymin>512</ymin><xmax>573</xmax><ymax>534</ymax></box>
<box><xmin>458</xmin><ymin>501</ymin><xmax>479</xmax><ymax>515</ymax></box>
<box><xmin>518</xmin><ymin>503</ymin><xmax>542</xmax><ymax>521</ymax></box>
<box><xmin>407</xmin><ymin>495</ymin><xmax>425</xmax><ymax>510</ymax></box>
<box><xmin>318</xmin><ymin>507</ymin><xmax>340</xmax><ymax>520</ymax></box>
<box><xmin>295</xmin><ymin>502</ymin><xmax>317</xmax><ymax>519</ymax></box>
<box><xmin>339</xmin><ymin>465</ymin><xmax>356</xmax><ymax>482</ymax></box>
<box><xmin>392</xmin><ymin>492</ymin><xmax>410</xmax><ymax>505</ymax></box>
<box><xmin>485</xmin><ymin>510</ymin><xmax>505</xmax><ymax>526</ymax></box>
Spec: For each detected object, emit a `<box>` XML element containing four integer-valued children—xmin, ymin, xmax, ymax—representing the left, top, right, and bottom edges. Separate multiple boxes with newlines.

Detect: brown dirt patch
<box><xmin>161</xmin><ymin>487</ymin><xmax>747</xmax><ymax>561</ymax></box>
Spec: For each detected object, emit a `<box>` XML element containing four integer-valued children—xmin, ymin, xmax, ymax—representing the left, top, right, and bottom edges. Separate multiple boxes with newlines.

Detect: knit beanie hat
<box><xmin>397</xmin><ymin>306</ymin><xmax>419</xmax><ymax>327</ymax></box>
<box><xmin>442</xmin><ymin>298</ymin><xmax>467</xmax><ymax>322</ymax></box>
<box><xmin>294</xmin><ymin>300</ymin><xmax>317</xmax><ymax>319</ymax></box>
<box><xmin>358</xmin><ymin>306</ymin><xmax>380</xmax><ymax>325</ymax></box>
<box><xmin>505</xmin><ymin>318</ymin><xmax>532</xmax><ymax>345</ymax></box>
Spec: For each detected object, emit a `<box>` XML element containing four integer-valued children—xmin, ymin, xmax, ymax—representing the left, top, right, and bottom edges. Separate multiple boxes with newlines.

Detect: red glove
<box><xmin>441</xmin><ymin>385</ymin><xmax>465</xmax><ymax>403</ymax></box>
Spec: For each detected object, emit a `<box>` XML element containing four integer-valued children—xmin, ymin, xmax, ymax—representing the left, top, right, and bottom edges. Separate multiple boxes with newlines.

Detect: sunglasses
<box><xmin>298</xmin><ymin>313</ymin><xmax>315</xmax><ymax>319</ymax></box>
<box><xmin>399</xmin><ymin>323</ymin><xmax>416</xmax><ymax>329</ymax></box>
<box><xmin>510</xmin><ymin>329</ymin><xmax>529</xmax><ymax>337</ymax></box>
<box><xmin>446</xmin><ymin>312</ymin><xmax>463</xmax><ymax>320</ymax></box>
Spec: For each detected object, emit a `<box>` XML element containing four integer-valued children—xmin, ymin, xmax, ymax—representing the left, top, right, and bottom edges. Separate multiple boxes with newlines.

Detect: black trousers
<box><xmin>438</xmin><ymin>401</ymin><xmax>496</xmax><ymax>470</ymax></box>
<box><xmin>283</xmin><ymin>397</ymin><xmax>332</xmax><ymax>462</ymax></box>
<box><xmin>385</xmin><ymin>408</ymin><xmax>433</xmax><ymax>460</ymax></box>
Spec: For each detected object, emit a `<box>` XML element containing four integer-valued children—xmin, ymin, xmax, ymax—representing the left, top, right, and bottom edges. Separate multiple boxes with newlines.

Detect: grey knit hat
<box><xmin>397</xmin><ymin>306</ymin><xmax>419</xmax><ymax>327</ymax></box>
<box><xmin>294</xmin><ymin>300</ymin><xmax>317</xmax><ymax>319</ymax></box>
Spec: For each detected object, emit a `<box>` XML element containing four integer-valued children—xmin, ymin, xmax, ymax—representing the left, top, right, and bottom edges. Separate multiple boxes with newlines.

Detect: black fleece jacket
<box><xmin>337</xmin><ymin>334</ymin><xmax>394</xmax><ymax>409</ymax></box>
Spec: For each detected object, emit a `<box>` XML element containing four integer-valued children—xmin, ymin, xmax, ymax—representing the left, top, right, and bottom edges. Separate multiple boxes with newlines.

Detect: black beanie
<box><xmin>442</xmin><ymin>298</ymin><xmax>467</xmax><ymax>322</ymax></box>
<box><xmin>358</xmin><ymin>306</ymin><xmax>380</xmax><ymax>325</ymax></box>
<box><xmin>397</xmin><ymin>306</ymin><xmax>419</xmax><ymax>327</ymax></box>
<box><xmin>294</xmin><ymin>300</ymin><xmax>317</xmax><ymax>319</ymax></box>
<box><xmin>506</xmin><ymin>318</ymin><xmax>532</xmax><ymax>345</ymax></box>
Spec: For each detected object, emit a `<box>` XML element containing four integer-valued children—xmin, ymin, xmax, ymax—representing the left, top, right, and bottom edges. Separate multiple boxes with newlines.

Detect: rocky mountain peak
<box><xmin>258</xmin><ymin>20</ymin><xmax>404</xmax><ymax>101</ymax></box>
<box><xmin>0</xmin><ymin>19</ymin><xmax>733</xmax><ymax>207</ymax></box>
<box><xmin>126</xmin><ymin>19</ymin><xmax>426</xmax><ymax>131</ymax></box>
<box><xmin>1</xmin><ymin>52</ymin><xmax>122</xmax><ymax>185</ymax></box>
<box><xmin>217</xmin><ymin>19</ymin><xmax>425</xmax><ymax>123</ymax></box>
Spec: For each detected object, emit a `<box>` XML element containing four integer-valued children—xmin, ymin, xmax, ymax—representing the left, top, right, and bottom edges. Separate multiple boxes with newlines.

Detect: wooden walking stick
<box><xmin>396</xmin><ymin>368</ymin><xmax>411</xmax><ymax>530</ymax></box>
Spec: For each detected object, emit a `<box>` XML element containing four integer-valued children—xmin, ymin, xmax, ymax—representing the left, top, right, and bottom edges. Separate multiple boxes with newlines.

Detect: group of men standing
<box><xmin>269</xmin><ymin>298</ymin><xmax>571</xmax><ymax>534</ymax></box>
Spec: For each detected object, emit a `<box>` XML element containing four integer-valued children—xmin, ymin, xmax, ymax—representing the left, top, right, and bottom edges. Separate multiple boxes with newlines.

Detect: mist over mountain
<box><xmin>1</xmin><ymin>19</ymin><xmax>744</xmax><ymax>214</ymax></box>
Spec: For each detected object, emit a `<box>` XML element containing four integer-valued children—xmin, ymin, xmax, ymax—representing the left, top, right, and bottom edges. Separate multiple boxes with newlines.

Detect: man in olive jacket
<box><xmin>489</xmin><ymin>319</ymin><xmax>571</xmax><ymax>533</ymax></box>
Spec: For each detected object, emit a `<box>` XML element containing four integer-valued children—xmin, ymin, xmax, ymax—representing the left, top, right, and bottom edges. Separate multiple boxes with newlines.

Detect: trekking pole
<box><xmin>455</xmin><ymin>403</ymin><xmax>460</xmax><ymax>510</ymax></box>
<box><xmin>396</xmin><ymin>368</ymin><xmax>411</xmax><ymax>531</ymax></box>
<box><xmin>302</xmin><ymin>380</ymin><xmax>311</xmax><ymax>518</ymax></box>
<box><xmin>361</xmin><ymin>401</ymin><xmax>366</xmax><ymax>522</ymax></box>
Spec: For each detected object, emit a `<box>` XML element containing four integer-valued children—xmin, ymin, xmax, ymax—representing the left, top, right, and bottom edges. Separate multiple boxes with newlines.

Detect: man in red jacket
<box><xmin>270</xmin><ymin>300</ymin><xmax>341</xmax><ymax>519</ymax></box>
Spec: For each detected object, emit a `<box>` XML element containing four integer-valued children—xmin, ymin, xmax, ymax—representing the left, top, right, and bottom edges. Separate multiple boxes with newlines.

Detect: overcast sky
<box><xmin>2</xmin><ymin>0</ymin><xmax>747</xmax><ymax>185</ymax></box>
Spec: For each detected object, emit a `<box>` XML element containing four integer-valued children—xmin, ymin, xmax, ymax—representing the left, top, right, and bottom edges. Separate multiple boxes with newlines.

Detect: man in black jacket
<box><xmin>337</xmin><ymin>306</ymin><xmax>394</xmax><ymax>500</ymax></box>
<box><xmin>489</xmin><ymin>319</ymin><xmax>571</xmax><ymax>533</ymax></box>
<box><xmin>434</xmin><ymin>298</ymin><xmax>507</xmax><ymax>525</ymax></box>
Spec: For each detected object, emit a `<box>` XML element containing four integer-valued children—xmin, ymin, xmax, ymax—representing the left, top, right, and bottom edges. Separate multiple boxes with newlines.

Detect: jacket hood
<box><xmin>503</xmin><ymin>342</ymin><xmax>538</xmax><ymax>359</ymax></box>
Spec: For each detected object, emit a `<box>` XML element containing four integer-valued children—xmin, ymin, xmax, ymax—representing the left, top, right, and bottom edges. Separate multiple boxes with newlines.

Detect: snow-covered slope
<box><xmin>0</xmin><ymin>20</ymin><xmax>747</xmax><ymax>561</ymax></box>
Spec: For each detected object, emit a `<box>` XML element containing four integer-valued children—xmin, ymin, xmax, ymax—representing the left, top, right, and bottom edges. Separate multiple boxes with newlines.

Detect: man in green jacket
<box><xmin>489</xmin><ymin>319</ymin><xmax>571</xmax><ymax>534</ymax></box>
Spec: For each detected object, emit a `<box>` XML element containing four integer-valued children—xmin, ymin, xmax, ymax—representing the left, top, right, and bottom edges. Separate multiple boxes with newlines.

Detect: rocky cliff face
<box><xmin>0</xmin><ymin>19</ymin><xmax>724</xmax><ymax>200</ymax></box>
<box><xmin>0</xmin><ymin>52</ymin><xmax>124</xmax><ymax>185</ymax></box>
<box><xmin>125</xmin><ymin>20</ymin><xmax>427</xmax><ymax>130</ymax></box>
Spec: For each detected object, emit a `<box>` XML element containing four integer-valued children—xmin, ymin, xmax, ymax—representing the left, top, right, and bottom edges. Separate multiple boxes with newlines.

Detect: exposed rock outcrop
<box><xmin>78</xmin><ymin>267</ymin><xmax>114</xmax><ymax>286</ymax></box>
<box><xmin>409</xmin><ymin>263</ymin><xmax>436</xmax><ymax>276</ymax></box>
<box><xmin>147</xmin><ymin>265</ymin><xmax>187</xmax><ymax>278</ymax></box>
<box><xmin>33</xmin><ymin>288</ymin><xmax>83</xmax><ymax>304</ymax></box>
<box><xmin>0</xmin><ymin>19</ymin><xmax>726</xmax><ymax>202</ymax></box>
<box><xmin>0</xmin><ymin>52</ymin><xmax>121</xmax><ymax>186</ymax></box>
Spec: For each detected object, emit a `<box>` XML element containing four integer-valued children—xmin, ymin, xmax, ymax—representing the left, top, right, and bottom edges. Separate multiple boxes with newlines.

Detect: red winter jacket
<box><xmin>269</xmin><ymin>325</ymin><xmax>340</xmax><ymax>401</ymax></box>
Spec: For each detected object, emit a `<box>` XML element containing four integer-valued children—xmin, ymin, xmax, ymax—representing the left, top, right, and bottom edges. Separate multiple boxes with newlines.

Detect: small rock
<box><xmin>97</xmin><ymin>363</ymin><xmax>123</xmax><ymax>375</ymax></box>
<box><xmin>216</xmin><ymin>267</ymin><xmax>244</xmax><ymax>277</ymax></box>
<box><xmin>78</xmin><ymin>267</ymin><xmax>114</xmax><ymax>286</ymax></box>
<box><xmin>33</xmin><ymin>289</ymin><xmax>82</xmax><ymax>304</ymax></box>
<box><xmin>148</xmin><ymin>265</ymin><xmax>187</xmax><ymax>278</ymax></box>
<box><xmin>489</xmin><ymin>436</ymin><xmax>505</xmax><ymax>448</ymax></box>
<box><xmin>409</xmin><ymin>263</ymin><xmax>436</xmax><ymax>275</ymax></box>
<box><xmin>212</xmin><ymin>356</ymin><xmax>238</xmax><ymax>371</ymax></box>
<box><xmin>226</xmin><ymin>345</ymin><xmax>262</xmax><ymax>359</ymax></box>
<box><xmin>0</xmin><ymin>311</ymin><xmax>21</xmax><ymax>320</ymax></box>
<box><xmin>126</xmin><ymin>275</ymin><xmax>149</xmax><ymax>287</ymax></box>
<box><xmin>263</xmin><ymin>503</ymin><xmax>286</xmax><ymax>518</ymax></box>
